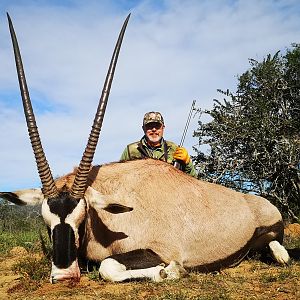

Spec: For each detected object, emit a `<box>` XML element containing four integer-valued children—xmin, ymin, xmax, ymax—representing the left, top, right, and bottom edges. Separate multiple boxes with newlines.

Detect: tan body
<box><xmin>54</xmin><ymin>158</ymin><xmax>283</xmax><ymax>271</ymax></box>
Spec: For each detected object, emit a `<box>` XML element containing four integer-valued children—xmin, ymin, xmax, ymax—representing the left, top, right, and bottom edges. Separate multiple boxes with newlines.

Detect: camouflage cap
<box><xmin>143</xmin><ymin>112</ymin><xmax>164</xmax><ymax>126</ymax></box>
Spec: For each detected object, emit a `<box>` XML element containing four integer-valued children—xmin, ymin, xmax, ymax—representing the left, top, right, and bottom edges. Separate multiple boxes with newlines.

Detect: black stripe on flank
<box><xmin>52</xmin><ymin>223</ymin><xmax>77</xmax><ymax>269</ymax></box>
<box><xmin>89</xmin><ymin>207</ymin><xmax>128</xmax><ymax>248</ymax></box>
<box><xmin>109</xmin><ymin>249</ymin><xmax>166</xmax><ymax>270</ymax></box>
<box><xmin>83</xmin><ymin>249</ymin><xmax>165</xmax><ymax>273</ymax></box>
<box><xmin>0</xmin><ymin>192</ymin><xmax>27</xmax><ymax>205</ymax></box>
<box><xmin>191</xmin><ymin>221</ymin><xmax>284</xmax><ymax>273</ymax></box>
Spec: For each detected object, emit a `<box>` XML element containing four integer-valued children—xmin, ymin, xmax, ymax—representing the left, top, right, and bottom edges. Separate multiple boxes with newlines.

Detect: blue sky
<box><xmin>1</xmin><ymin>0</ymin><xmax>300</xmax><ymax>191</ymax></box>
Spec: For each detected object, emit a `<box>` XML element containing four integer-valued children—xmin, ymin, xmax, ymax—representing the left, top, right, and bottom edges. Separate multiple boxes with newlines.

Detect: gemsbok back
<box><xmin>0</xmin><ymin>14</ymin><xmax>290</xmax><ymax>283</ymax></box>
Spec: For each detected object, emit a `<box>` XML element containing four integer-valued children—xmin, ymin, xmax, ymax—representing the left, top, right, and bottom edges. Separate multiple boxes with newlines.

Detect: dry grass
<box><xmin>0</xmin><ymin>227</ymin><xmax>299</xmax><ymax>300</ymax></box>
<box><xmin>5</xmin><ymin>262</ymin><xmax>300</xmax><ymax>300</ymax></box>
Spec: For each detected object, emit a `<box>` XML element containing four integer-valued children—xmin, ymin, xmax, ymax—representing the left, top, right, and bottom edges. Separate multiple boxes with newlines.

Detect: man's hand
<box><xmin>173</xmin><ymin>147</ymin><xmax>190</xmax><ymax>165</ymax></box>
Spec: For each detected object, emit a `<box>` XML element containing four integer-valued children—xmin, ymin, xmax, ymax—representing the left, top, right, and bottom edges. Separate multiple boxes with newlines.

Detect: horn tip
<box><xmin>6</xmin><ymin>12</ymin><xmax>13</xmax><ymax>27</ymax></box>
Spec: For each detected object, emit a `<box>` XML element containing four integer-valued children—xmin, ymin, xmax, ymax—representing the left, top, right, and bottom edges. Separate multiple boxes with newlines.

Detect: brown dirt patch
<box><xmin>9</xmin><ymin>246</ymin><xmax>28</xmax><ymax>257</ymax></box>
<box><xmin>0</xmin><ymin>250</ymin><xmax>299</xmax><ymax>300</ymax></box>
<box><xmin>285</xmin><ymin>223</ymin><xmax>300</xmax><ymax>239</ymax></box>
<box><xmin>0</xmin><ymin>255</ymin><xmax>22</xmax><ymax>300</ymax></box>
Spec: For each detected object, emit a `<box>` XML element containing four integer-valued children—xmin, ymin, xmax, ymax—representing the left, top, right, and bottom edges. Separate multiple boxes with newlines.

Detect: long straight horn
<box><xmin>70</xmin><ymin>14</ymin><xmax>130</xmax><ymax>199</ymax></box>
<box><xmin>7</xmin><ymin>13</ymin><xmax>59</xmax><ymax>199</ymax></box>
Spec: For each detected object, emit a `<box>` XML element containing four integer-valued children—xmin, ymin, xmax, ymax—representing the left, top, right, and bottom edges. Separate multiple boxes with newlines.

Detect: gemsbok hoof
<box><xmin>164</xmin><ymin>261</ymin><xmax>188</xmax><ymax>280</ymax></box>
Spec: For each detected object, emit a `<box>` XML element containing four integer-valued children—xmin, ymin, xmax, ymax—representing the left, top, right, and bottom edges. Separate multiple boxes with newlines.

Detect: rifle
<box><xmin>174</xmin><ymin>100</ymin><xmax>196</xmax><ymax>169</ymax></box>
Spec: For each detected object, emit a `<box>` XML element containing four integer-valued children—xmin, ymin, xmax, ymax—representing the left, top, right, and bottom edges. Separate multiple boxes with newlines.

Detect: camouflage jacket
<box><xmin>120</xmin><ymin>137</ymin><xmax>197</xmax><ymax>177</ymax></box>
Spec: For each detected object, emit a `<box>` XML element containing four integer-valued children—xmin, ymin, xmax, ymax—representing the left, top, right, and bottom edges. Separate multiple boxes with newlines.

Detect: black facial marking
<box><xmin>52</xmin><ymin>223</ymin><xmax>77</xmax><ymax>268</ymax></box>
<box><xmin>47</xmin><ymin>192</ymin><xmax>79</xmax><ymax>222</ymax></box>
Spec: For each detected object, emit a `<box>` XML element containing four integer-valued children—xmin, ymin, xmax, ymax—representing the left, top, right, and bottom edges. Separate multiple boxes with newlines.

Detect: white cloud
<box><xmin>1</xmin><ymin>0</ymin><xmax>300</xmax><ymax>190</ymax></box>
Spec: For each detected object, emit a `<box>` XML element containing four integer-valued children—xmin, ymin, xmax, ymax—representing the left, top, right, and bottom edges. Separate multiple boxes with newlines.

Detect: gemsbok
<box><xmin>0</xmin><ymin>14</ymin><xmax>290</xmax><ymax>283</ymax></box>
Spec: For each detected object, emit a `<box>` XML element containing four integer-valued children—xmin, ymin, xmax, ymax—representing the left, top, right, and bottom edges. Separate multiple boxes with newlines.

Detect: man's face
<box><xmin>143</xmin><ymin>122</ymin><xmax>165</xmax><ymax>146</ymax></box>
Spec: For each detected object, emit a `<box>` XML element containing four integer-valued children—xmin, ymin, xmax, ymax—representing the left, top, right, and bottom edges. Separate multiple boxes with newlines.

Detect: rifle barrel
<box><xmin>179</xmin><ymin>99</ymin><xmax>196</xmax><ymax>147</ymax></box>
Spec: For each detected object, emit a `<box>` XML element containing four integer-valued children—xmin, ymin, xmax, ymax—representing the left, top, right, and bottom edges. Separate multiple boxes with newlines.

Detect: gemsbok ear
<box><xmin>85</xmin><ymin>186</ymin><xmax>133</xmax><ymax>214</ymax></box>
<box><xmin>0</xmin><ymin>189</ymin><xmax>44</xmax><ymax>206</ymax></box>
